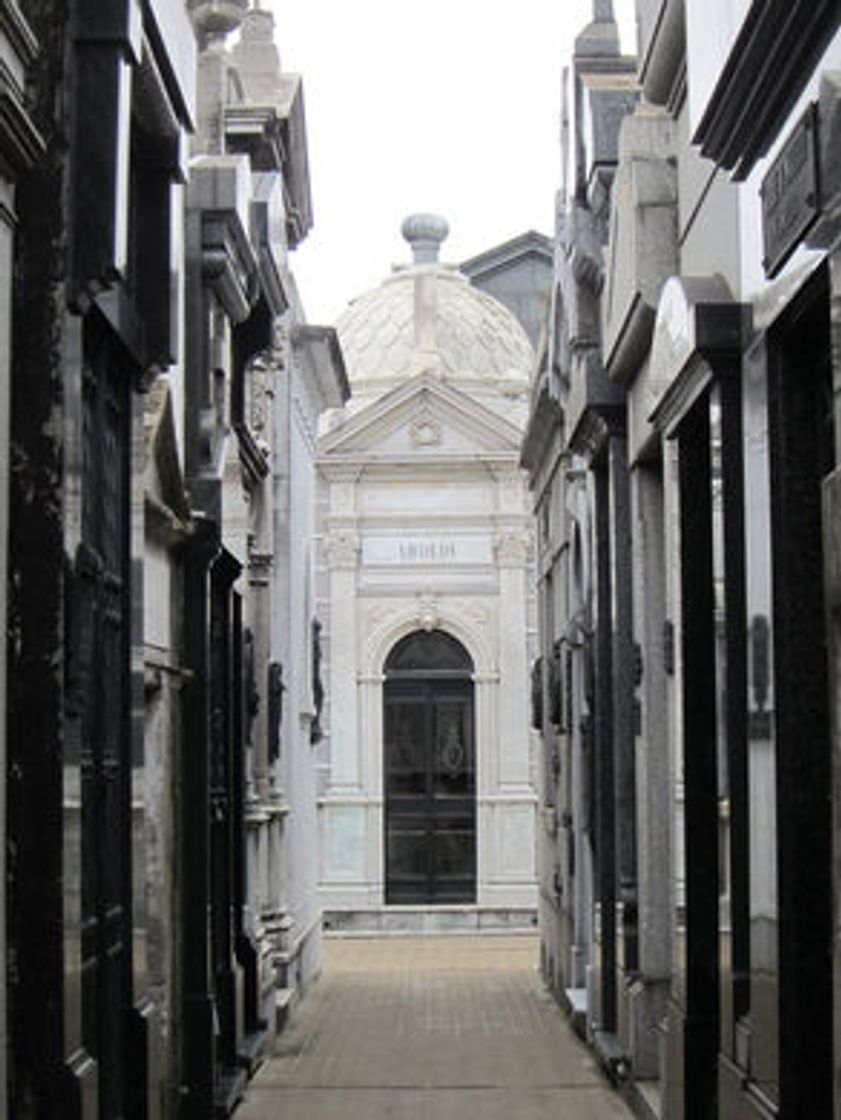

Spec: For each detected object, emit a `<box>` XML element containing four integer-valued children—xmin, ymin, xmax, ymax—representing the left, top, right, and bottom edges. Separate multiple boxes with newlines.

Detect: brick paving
<box><xmin>234</xmin><ymin>934</ymin><xmax>636</xmax><ymax>1119</ymax></box>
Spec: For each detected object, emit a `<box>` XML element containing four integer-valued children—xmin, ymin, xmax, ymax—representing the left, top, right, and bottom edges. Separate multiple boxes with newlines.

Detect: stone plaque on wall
<box><xmin>760</xmin><ymin>103</ymin><xmax>819</xmax><ymax>278</ymax></box>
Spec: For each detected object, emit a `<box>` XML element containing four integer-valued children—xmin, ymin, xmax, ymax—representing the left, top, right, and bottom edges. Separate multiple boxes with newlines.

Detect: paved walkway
<box><xmin>235</xmin><ymin>934</ymin><xmax>636</xmax><ymax>1119</ymax></box>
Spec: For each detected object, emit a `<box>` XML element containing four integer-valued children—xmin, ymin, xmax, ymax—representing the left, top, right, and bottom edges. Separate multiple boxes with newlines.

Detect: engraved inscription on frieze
<box><xmin>361</xmin><ymin>535</ymin><xmax>493</xmax><ymax>566</ymax></box>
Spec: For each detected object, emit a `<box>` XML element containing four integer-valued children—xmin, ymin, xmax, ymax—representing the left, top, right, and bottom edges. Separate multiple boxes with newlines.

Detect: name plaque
<box><xmin>760</xmin><ymin>103</ymin><xmax>820</xmax><ymax>278</ymax></box>
<box><xmin>362</xmin><ymin>535</ymin><xmax>493</xmax><ymax>566</ymax></box>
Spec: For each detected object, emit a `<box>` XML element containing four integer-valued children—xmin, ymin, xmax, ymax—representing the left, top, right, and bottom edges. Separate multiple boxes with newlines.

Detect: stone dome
<box><xmin>334</xmin><ymin>215</ymin><xmax>535</xmax><ymax>419</ymax></box>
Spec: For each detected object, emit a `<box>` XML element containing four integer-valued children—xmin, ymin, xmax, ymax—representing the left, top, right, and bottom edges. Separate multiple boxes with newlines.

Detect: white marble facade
<box><xmin>315</xmin><ymin>216</ymin><xmax>538</xmax><ymax>930</ymax></box>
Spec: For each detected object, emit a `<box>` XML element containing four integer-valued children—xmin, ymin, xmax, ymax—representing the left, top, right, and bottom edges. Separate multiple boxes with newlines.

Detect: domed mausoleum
<box><xmin>315</xmin><ymin>216</ymin><xmax>538</xmax><ymax>931</ymax></box>
<box><xmin>334</xmin><ymin>214</ymin><xmax>534</xmax><ymax>420</ymax></box>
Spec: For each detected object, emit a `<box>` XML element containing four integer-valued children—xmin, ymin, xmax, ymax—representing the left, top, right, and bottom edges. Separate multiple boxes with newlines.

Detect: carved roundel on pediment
<box><xmin>410</xmin><ymin>412</ymin><xmax>442</xmax><ymax>447</ymax></box>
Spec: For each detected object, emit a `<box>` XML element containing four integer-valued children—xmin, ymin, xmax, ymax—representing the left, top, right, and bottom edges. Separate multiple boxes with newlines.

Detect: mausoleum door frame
<box><xmin>364</xmin><ymin>618</ymin><xmax>492</xmax><ymax>902</ymax></box>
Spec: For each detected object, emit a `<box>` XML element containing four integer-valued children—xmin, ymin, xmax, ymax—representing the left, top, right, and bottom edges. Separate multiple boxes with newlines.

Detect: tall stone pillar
<box><xmin>628</xmin><ymin>460</ymin><xmax>671</xmax><ymax>1076</ymax></box>
<box><xmin>325</xmin><ymin>529</ymin><xmax>361</xmax><ymax>789</ymax></box>
<box><xmin>495</xmin><ymin>529</ymin><xmax>532</xmax><ymax>787</ymax></box>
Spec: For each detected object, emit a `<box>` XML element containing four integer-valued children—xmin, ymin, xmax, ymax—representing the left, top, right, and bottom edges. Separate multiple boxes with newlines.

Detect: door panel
<box><xmin>384</xmin><ymin>680</ymin><xmax>475</xmax><ymax>904</ymax></box>
<box><xmin>77</xmin><ymin>313</ymin><xmax>132</xmax><ymax>1119</ymax></box>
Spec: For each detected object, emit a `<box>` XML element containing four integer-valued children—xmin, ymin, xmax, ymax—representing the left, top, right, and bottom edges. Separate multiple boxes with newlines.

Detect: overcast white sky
<box><xmin>272</xmin><ymin>1</ymin><xmax>637</xmax><ymax>325</ymax></box>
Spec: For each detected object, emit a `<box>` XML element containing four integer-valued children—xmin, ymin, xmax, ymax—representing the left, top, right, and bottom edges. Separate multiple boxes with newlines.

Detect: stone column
<box><xmin>473</xmin><ymin>671</ymin><xmax>498</xmax><ymax>895</ymax></box>
<box><xmin>628</xmin><ymin>459</ymin><xmax>670</xmax><ymax>1076</ymax></box>
<box><xmin>567</xmin><ymin>477</ymin><xmax>594</xmax><ymax>999</ymax></box>
<box><xmin>495</xmin><ymin>529</ymin><xmax>532</xmax><ymax>787</ymax></box>
<box><xmin>569</xmin><ymin>641</ymin><xmax>593</xmax><ymax>993</ymax></box>
<box><xmin>325</xmin><ymin>529</ymin><xmax>361</xmax><ymax>789</ymax></box>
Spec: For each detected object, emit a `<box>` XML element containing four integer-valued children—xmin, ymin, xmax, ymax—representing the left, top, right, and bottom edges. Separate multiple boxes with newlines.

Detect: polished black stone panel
<box><xmin>676</xmin><ymin>396</ymin><xmax>719</xmax><ymax>1120</ymax></box>
<box><xmin>766</xmin><ymin>269</ymin><xmax>833</xmax><ymax>1117</ymax></box>
<box><xmin>593</xmin><ymin>456</ymin><xmax>617</xmax><ymax>1032</ymax></box>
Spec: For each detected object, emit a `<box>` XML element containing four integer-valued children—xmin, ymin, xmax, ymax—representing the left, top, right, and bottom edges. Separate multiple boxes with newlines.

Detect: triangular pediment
<box><xmin>317</xmin><ymin>373</ymin><xmax>524</xmax><ymax>461</ymax></box>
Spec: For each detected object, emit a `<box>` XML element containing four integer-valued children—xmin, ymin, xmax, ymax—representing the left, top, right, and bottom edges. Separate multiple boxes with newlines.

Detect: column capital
<box><xmin>325</xmin><ymin>529</ymin><xmax>360</xmax><ymax>569</ymax></box>
<box><xmin>494</xmin><ymin>530</ymin><xmax>530</xmax><ymax>568</ymax></box>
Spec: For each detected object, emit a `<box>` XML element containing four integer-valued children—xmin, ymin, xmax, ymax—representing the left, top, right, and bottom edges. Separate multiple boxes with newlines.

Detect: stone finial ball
<box><xmin>401</xmin><ymin>214</ymin><xmax>450</xmax><ymax>263</ymax></box>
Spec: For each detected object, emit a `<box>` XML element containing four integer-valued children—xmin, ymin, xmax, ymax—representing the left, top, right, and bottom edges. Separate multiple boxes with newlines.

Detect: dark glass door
<box><xmin>77</xmin><ymin>311</ymin><xmax>132</xmax><ymax>1119</ymax></box>
<box><xmin>385</xmin><ymin>677</ymin><xmax>475</xmax><ymax>903</ymax></box>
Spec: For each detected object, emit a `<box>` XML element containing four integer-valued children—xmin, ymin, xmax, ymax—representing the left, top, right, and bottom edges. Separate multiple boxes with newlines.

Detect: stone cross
<box><xmin>594</xmin><ymin>0</ymin><xmax>614</xmax><ymax>19</ymax></box>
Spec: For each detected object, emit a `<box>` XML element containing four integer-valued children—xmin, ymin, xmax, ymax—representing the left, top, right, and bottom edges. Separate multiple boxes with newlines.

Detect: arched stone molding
<box><xmin>363</xmin><ymin>602</ymin><xmax>494</xmax><ymax>682</ymax></box>
<box><xmin>360</xmin><ymin>602</ymin><xmax>495</xmax><ymax>802</ymax></box>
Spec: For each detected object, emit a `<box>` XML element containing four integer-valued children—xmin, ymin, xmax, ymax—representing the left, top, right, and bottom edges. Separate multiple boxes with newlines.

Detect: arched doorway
<box><xmin>383</xmin><ymin>630</ymin><xmax>476</xmax><ymax>904</ymax></box>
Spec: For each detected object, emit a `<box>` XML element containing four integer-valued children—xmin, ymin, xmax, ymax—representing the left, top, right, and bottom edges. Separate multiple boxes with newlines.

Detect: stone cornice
<box><xmin>250</xmin><ymin>176</ymin><xmax>290</xmax><ymax>316</ymax></box>
<box><xmin>566</xmin><ymin>406</ymin><xmax>619</xmax><ymax>462</ymax></box>
<box><xmin>234</xmin><ymin>420</ymin><xmax>270</xmax><ymax>486</ymax></box>
<box><xmin>201</xmin><ymin>244</ymin><xmax>252</xmax><ymax>322</ymax></box>
<box><xmin>318</xmin><ymin>463</ymin><xmax>363</xmax><ymax>484</ymax></box>
<box><xmin>224</xmin><ymin>103</ymin><xmax>284</xmax><ymax>170</ymax></box>
<box><xmin>145</xmin><ymin>492</ymin><xmax>192</xmax><ymax>548</ymax></box>
<box><xmin>0</xmin><ymin>1</ymin><xmax>38</xmax><ymax>65</ymax></box>
<box><xmin>521</xmin><ymin>379</ymin><xmax>563</xmax><ymax>475</ymax></box>
<box><xmin>648</xmin><ymin>353</ymin><xmax>712</xmax><ymax>440</ymax></box>
<box><xmin>190</xmin><ymin>156</ymin><xmax>258</xmax><ymax>322</ymax></box>
<box><xmin>291</xmin><ymin>324</ymin><xmax>351</xmax><ymax>412</ymax></box>
<box><xmin>638</xmin><ymin>0</ymin><xmax>685</xmax><ymax>109</ymax></box>
<box><xmin>460</xmin><ymin>229</ymin><xmax>552</xmax><ymax>277</ymax></box>
<box><xmin>694</xmin><ymin>0</ymin><xmax>839</xmax><ymax>180</ymax></box>
<box><xmin>647</xmin><ymin>277</ymin><xmax>751</xmax><ymax>437</ymax></box>
<box><xmin>603</xmin><ymin>110</ymin><xmax>679</xmax><ymax>385</ymax></box>
<box><xmin>0</xmin><ymin>56</ymin><xmax>44</xmax><ymax>178</ymax></box>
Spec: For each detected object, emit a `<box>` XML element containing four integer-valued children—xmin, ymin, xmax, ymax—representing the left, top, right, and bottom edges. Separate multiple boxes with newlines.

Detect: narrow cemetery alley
<box><xmin>7</xmin><ymin>0</ymin><xmax>841</xmax><ymax>1115</ymax></box>
<box><xmin>234</xmin><ymin>935</ymin><xmax>637</xmax><ymax>1120</ymax></box>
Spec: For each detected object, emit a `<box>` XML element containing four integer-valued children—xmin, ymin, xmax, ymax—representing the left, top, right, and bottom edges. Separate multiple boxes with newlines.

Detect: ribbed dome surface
<box><xmin>335</xmin><ymin>266</ymin><xmax>534</xmax><ymax>402</ymax></box>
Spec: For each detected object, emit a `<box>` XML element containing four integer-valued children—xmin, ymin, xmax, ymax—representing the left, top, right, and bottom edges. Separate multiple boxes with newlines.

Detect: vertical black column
<box><xmin>677</xmin><ymin>400</ymin><xmax>719</xmax><ymax>1120</ymax></box>
<box><xmin>593</xmin><ymin>456</ymin><xmax>616</xmax><ymax>1031</ymax></box>
<box><xmin>716</xmin><ymin>366</ymin><xmax>750</xmax><ymax>1057</ymax></box>
<box><xmin>768</xmin><ymin>281</ymin><xmax>833</xmax><ymax>1118</ymax></box>
<box><xmin>180</xmin><ymin>517</ymin><xmax>219</xmax><ymax>1119</ymax></box>
<box><xmin>609</xmin><ymin>429</ymin><xmax>637</xmax><ymax>976</ymax></box>
<box><xmin>209</xmin><ymin>548</ymin><xmax>243</xmax><ymax>1098</ymax></box>
<box><xmin>6</xmin><ymin>0</ymin><xmax>78</xmax><ymax>1110</ymax></box>
<box><xmin>234</xmin><ymin>608</ymin><xmax>264</xmax><ymax>1059</ymax></box>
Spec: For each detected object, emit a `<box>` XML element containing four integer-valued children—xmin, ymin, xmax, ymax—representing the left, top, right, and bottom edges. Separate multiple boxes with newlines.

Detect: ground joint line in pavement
<box><xmin>244</xmin><ymin>1083</ymin><xmax>615</xmax><ymax>1092</ymax></box>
